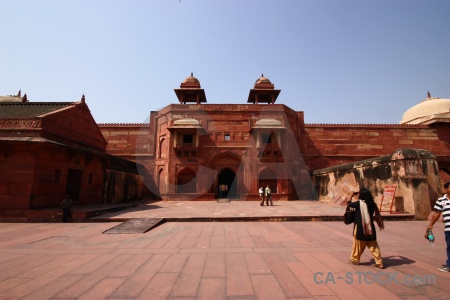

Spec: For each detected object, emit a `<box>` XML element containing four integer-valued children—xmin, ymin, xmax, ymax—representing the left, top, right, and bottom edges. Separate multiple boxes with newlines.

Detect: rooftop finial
<box><xmin>191</xmin><ymin>72</ymin><xmax>193</xmax><ymax>77</ymax></box>
<box><xmin>261</xmin><ymin>73</ymin><xmax>264</xmax><ymax>77</ymax></box>
<box><xmin>22</xmin><ymin>93</ymin><xmax>27</xmax><ymax>102</ymax></box>
<box><xmin>427</xmin><ymin>91</ymin><xmax>431</xmax><ymax>99</ymax></box>
<box><xmin>17</xmin><ymin>90</ymin><xmax>21</xmax><ymax>97</ymax></box>
<box><xmin>81</xmin><ymin>94</ymin><xmax>85</xmax><ymax>103</ymax></box>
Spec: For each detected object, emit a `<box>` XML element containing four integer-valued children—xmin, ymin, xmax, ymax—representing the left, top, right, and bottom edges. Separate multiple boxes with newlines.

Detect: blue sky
<box><xmin>1</xmin><ymin>0</ymin><xmax>449</xmax><ymax>124</ymax></box>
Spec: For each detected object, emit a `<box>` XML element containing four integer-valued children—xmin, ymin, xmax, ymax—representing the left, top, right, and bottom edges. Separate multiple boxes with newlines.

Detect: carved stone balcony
<box><xmin>174</xmin><ymin>144</ymin><xmax>198</xmax><ymax>157</ymax></box>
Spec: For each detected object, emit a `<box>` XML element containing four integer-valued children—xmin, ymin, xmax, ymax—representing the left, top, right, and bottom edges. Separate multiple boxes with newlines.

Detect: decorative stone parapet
<box><xmin>0</xmin><ymin>119</ymin><xmax>41</xmax><ymax>128</ymax></box>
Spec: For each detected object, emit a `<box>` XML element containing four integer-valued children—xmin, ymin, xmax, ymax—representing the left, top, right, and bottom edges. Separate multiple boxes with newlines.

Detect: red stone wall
<box><xmin>103</xmin><ymin>170</ymin><xmax>146</xmax><ymax>203</ymax></box>
<box><xmin>0</xmin><ymin>143</ymin><xmax>35</xmax><ymax>208</ymax></box>
<box><xmin>304</xmin><ymin>124</ymin><xmax>450</xmax><ymax>170</ymax></box>
<box><xmin>99</xmin><ymin>123</ymin><xmax>150</xmax><ymax>158</ymax></box>
<box><xmin>99</xmin><ymin>123</ymin><xmax>158</xmax><ymax>198</ymax></box>
<box><xmin>0</xmin><ymin>142</ymin><xmax>105</xmax><ymax>209</ymax></box>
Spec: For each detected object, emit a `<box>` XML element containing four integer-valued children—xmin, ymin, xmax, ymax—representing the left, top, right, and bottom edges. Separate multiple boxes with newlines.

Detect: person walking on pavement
<box><xmin>265</xmin><ymin>185</ymin><xmax>273</xmax><ymax>206</ymax></box>
<box><xmin>427</xmin><ymin>182</ymin><xmax>450</xmax><ymax>272</ymax></box>
<box><xmin>259</xmin><ymin>187</ymin><xmax>265</xmax><ymax>206</ymax></box>
<box><xmin>347</xmin><ymin>188</ymin><xmax>385</xmax><ymax>268</ymax></box>
<box><xmin>61</xmin><ymin>194</ymin><xmax>73</xmax><ymax>222</ymax></box>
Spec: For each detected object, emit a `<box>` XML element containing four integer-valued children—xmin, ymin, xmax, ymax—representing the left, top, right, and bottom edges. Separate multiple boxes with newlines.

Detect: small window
<box><xmin>88</xmin><ymin>173</ymin><xmax>93</xmax><ymax>185</ymax></box>
<box><xmin>53</xmin><ymin>169</ymin><xmax>61</xmax><ymax>183</ymax></box>
<box><xmin>224</xmin><ymin>134</ymin><xmax>231</xmax><ymax>141</ymax></box>
<box><xmin>183</xmin><ymin>134</ymin><xmax>193</xmax><ymax>144</ymax></box>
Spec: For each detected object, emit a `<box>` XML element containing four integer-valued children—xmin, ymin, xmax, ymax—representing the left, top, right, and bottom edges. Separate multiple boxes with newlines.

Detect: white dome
<box><xmin>400</xmin><ymin>96</ymin><xmax>450</xmax><ymax>124</ymax></box>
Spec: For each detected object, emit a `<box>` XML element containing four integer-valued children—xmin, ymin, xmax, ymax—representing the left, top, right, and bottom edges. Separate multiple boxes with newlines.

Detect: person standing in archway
<box><xmin>265</xmin><ymin>185</ymin><xmax>273</xmax><ymax>206</ymax></box>
<box><xmin>219</xmin><ymin>184</ymin><xmax>225</xmax><ymax>198</ymax></box>
<box><xmin>224</xmin><ymin>184</ymin><xmax>228</xmax><ymax>198</ymax></box>
<box><xmin>219</xmin><ymin>184</ymin><xmax>228</xmax><ymax>198</ymax></box>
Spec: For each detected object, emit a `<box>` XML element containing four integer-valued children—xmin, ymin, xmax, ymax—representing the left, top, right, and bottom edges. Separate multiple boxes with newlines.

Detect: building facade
<box><xmin>0</xmin><ymin>93</ymin><xmax>148</xmax><ymax>210</ymax></box>
<box><xmin>2</xmin><ymin>75</ymin><xmax>449</xmax><ymax>213</ymax></box>
<box><xmin>99</xmin><ymin>75</ymin><xmax>450</xmax><ymax>203</ymax></box>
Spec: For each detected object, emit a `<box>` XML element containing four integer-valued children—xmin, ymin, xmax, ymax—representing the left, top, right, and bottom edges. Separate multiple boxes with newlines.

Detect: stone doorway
<box><xmin>218</xmin><ymin>168</ymin><xmax>238</xmax><ymax>199</ymax></box>
<box><xmin>66</xmin><ymin>168</ymin><xmax>82</xmax><ymax>202</ymax></box>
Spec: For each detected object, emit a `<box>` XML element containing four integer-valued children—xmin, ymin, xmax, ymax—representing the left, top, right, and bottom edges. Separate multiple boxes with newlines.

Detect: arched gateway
<box><xmin>218</xmin><ymin>168</ymin><xmax>237</xmax><ymax>198</ymax></box>
<box><xmin>208</xmin><ymin>152</ymin><xmax>245</xmax><ymax>199</ymax></box>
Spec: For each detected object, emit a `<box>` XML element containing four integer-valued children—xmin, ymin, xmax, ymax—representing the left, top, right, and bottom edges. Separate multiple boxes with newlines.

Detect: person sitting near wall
<box><xmin>61</xmin><ymin>194</ymin><xmax>73</xmax><ymax>222</ymax></box>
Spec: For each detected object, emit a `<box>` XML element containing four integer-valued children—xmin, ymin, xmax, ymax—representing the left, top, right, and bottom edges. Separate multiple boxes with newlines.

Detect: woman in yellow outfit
<box><xmin>347</xmin><ymin>188</ymin><xmax>385</xmax><ymax>268</ymax></box>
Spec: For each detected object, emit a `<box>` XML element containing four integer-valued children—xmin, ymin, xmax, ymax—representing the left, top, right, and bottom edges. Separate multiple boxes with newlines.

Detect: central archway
<box><xmin>218</xmin><ymin>168</ymin><xmax>237</xmax><ymax>198</ymax></box>
<box><xmin>208</xmin><ymin>151</ymin><xmax>246</xmax><ymax>200</ymax></box>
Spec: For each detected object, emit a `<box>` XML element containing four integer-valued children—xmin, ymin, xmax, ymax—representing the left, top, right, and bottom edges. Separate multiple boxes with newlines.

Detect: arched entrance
<box><xmin>218</xmin><ymin>168</ymin><xmax>238</xmax><ymax>198</ymax></box>
<box><xmin>208</xmin><ymin>151</ymin><xmax>246</xmax><ymax>200</ymax></box>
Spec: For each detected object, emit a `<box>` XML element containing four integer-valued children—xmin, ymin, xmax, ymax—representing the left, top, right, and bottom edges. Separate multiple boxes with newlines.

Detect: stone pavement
<box><xmin>0</xmin><ymin>199</ymin><xmax>414</xmax><ymax>223</ymax></box>
<box><xmin>0</xmin><ymin>201</ymin><xmax>448</xmax><ymax>299</ymax></box>
<box><xmin>89</xmin><ymin>200</ymin><xmax>413</xmax><ymax>222</ymax></box>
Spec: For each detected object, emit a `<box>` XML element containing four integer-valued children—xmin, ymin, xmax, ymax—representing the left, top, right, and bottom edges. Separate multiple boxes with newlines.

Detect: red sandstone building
<box><xmin>99</xmin><ymin>74</ymin><xmax>450</xmax><ymax>206</ymax></box>
<box><xmin>1</xmin><ymin>75</ymin><xmax>450</xmax><ymax>218</ymax></box>
<box><xmin>0</xmin><ymin>92</ymin><xmax>147</xmax><ymax>211</ymax></box>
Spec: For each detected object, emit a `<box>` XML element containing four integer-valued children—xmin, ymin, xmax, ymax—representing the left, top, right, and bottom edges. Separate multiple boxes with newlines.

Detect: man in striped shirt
<box><xmin>427</xmin><ymin>182</ymin><xmax>450</xmax><ymax>272</ymax></box>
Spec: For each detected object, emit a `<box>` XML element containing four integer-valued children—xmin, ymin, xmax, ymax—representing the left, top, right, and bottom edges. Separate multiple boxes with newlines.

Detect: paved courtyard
<box><xmin>0</xmin><ymin>201</ymin><xmax>449</xmax><ymax>299</ymax></box>
<box><xmin>88</xmin><ymin>200</ymin><xmax>413</xmax><ymax>222</ymax></box>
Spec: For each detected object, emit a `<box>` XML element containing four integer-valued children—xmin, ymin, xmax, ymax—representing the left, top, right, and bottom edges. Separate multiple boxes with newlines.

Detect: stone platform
<box><xmin>89</xmin><ymin>200</ymin><xmax>414</xmax><ymax>223</ymax></box>
<box><xmin>0</xmin><ymin>199</ymin><xmax>415</xmax><ymax>223</ymax></box>
<box><xmin>90</xmin><ymin>200</ymin><xmax>414</xmax><ymax>222</ymax></box>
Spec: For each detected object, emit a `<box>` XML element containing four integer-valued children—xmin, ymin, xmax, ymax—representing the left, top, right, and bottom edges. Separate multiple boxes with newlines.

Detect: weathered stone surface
<box><xmin>313</xmin><ymin>148</ymin><xmax>441</xmax><ymax>219</ymax></box>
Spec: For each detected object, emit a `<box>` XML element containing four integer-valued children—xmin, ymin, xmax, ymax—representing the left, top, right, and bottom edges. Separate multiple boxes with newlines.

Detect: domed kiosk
<box><xmin>247</xmin><ymin>74</ymin><xmax>281</xmax><ymax>104</ymax></box>
<box><xmin>174</xmin><ymin>73</ymin><xmax>207</xmax><ymax>104</ymax></box>
<box><xmin>400</xmin><ymin>92</ymin><xmax>450</xmax><ymax>124</ymax></box>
